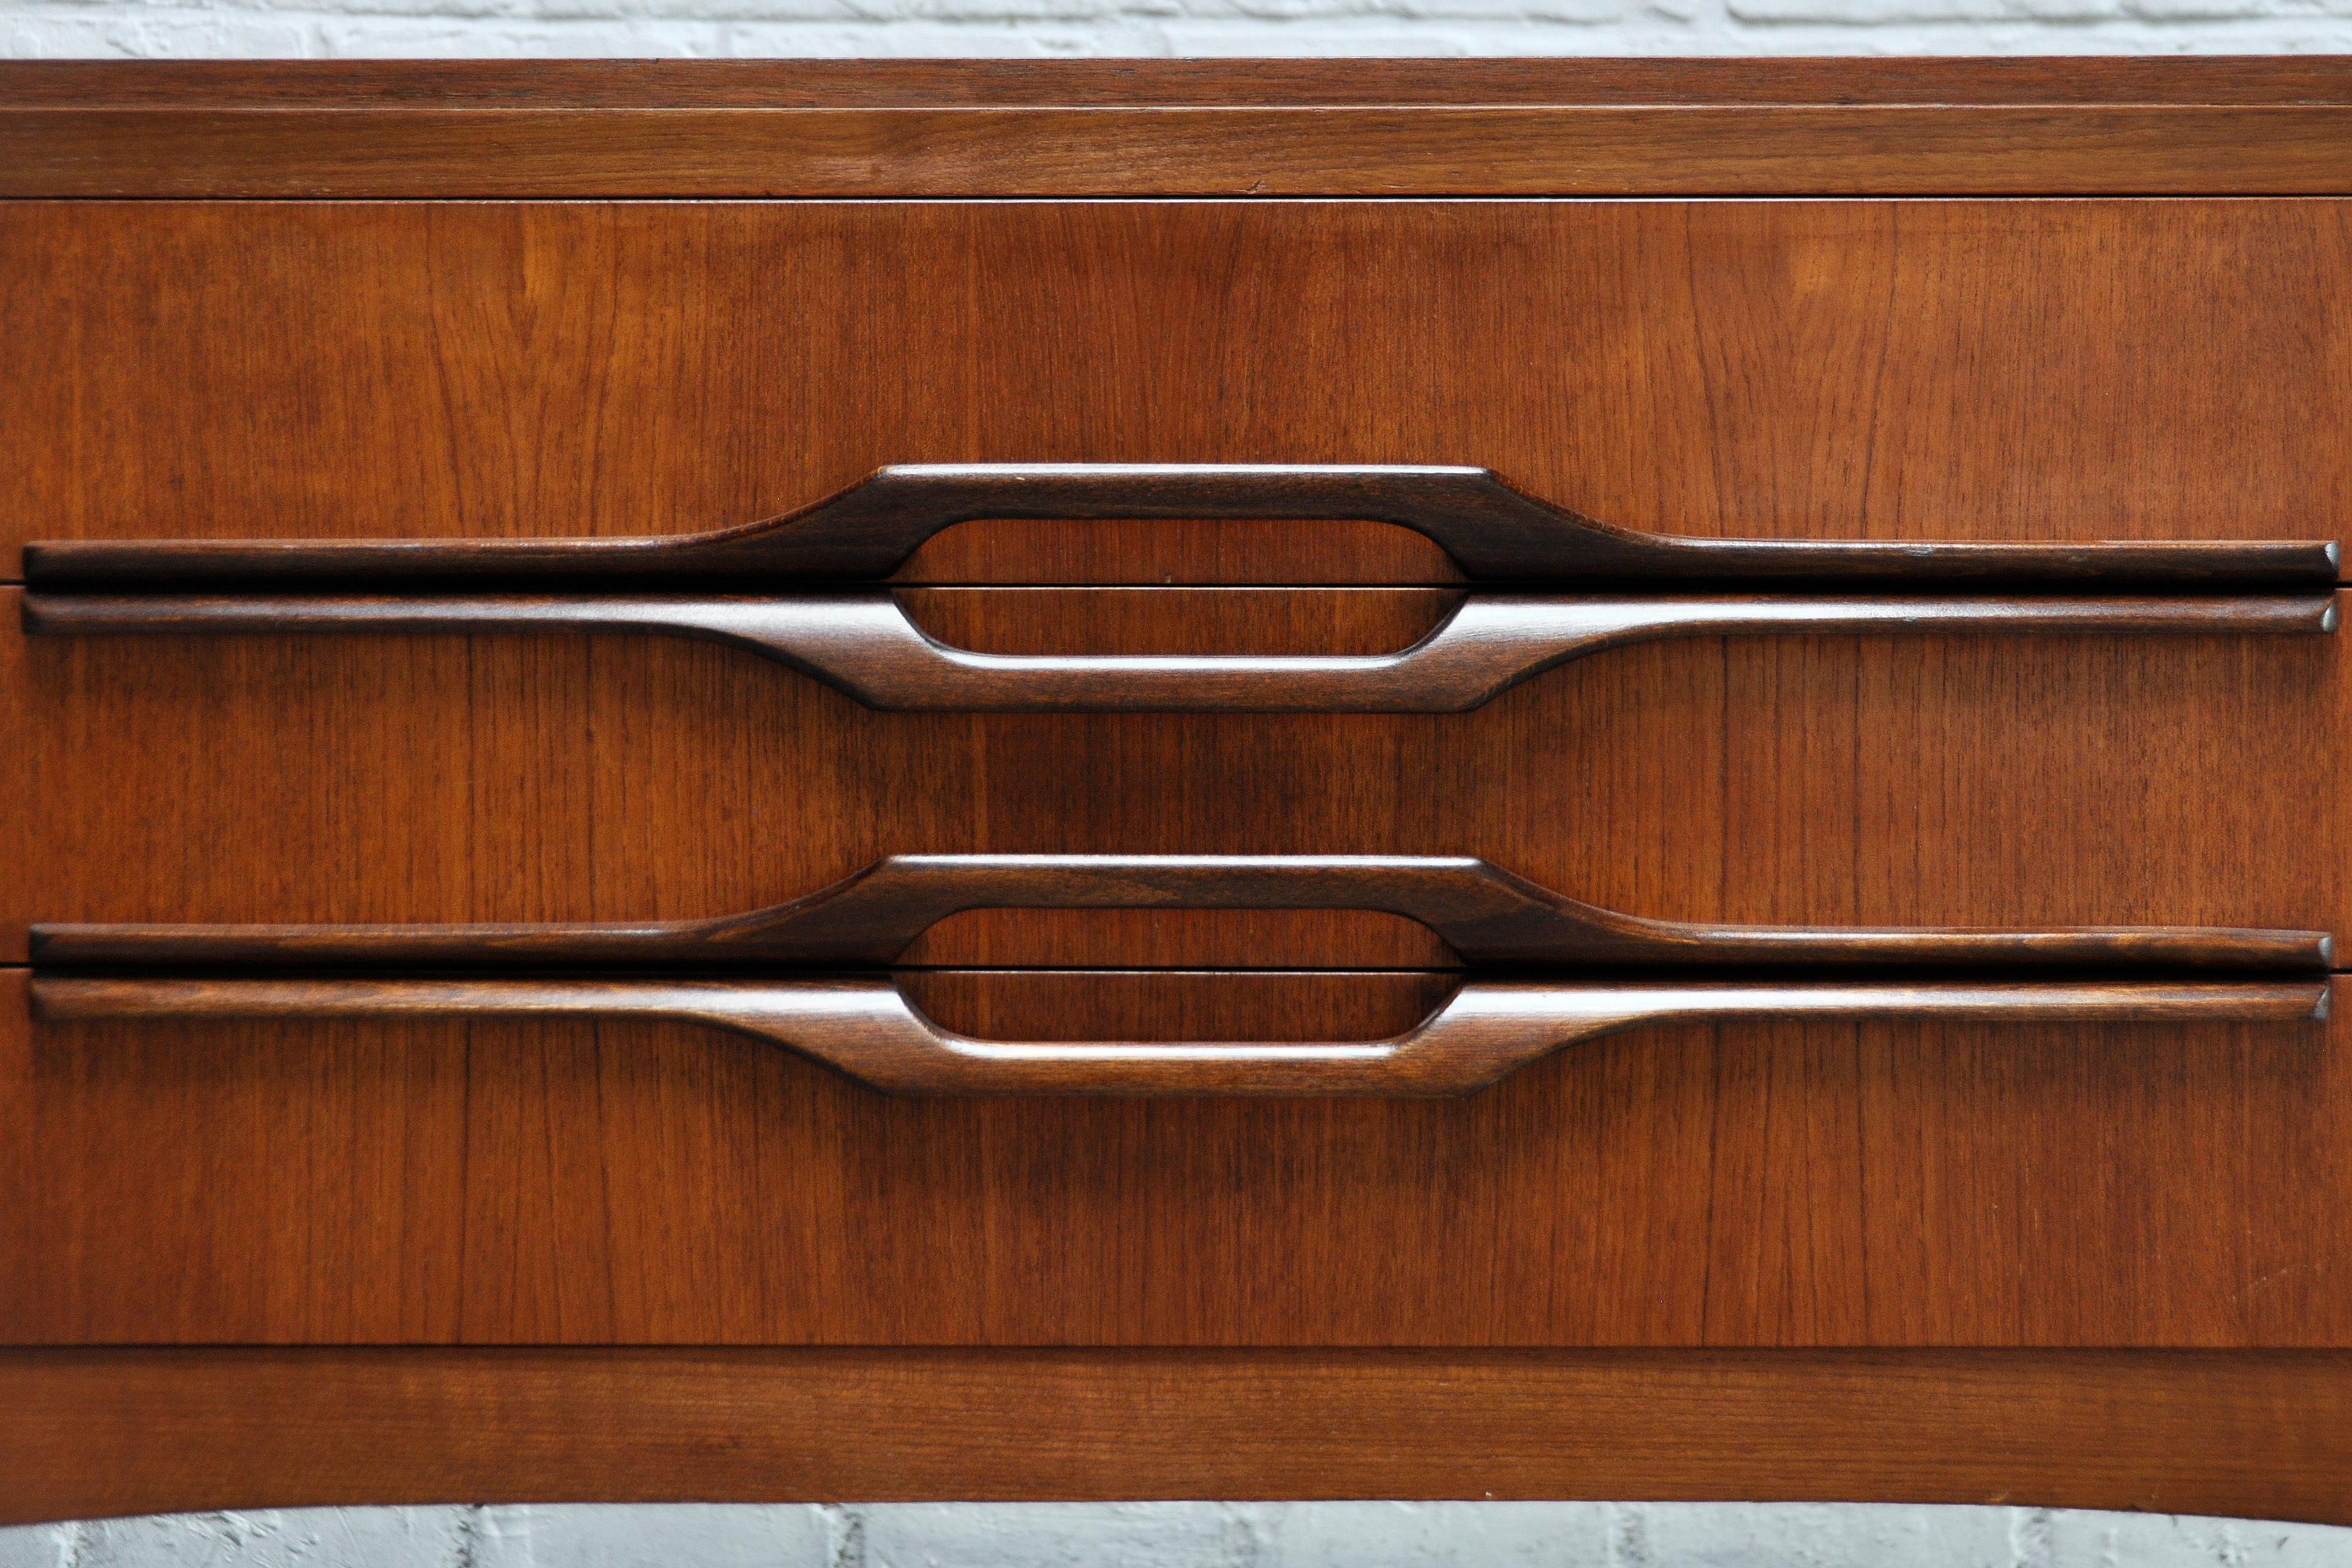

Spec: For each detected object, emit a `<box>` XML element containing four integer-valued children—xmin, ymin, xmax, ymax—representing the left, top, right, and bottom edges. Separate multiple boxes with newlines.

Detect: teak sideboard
<box><xmin>6</xmin><ymin>56</ymin><xmax>2352</xmax><ymax>1526</ymax></box>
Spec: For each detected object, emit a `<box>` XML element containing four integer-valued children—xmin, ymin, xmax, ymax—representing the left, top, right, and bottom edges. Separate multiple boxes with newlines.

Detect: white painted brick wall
<box><xmin>3</xmin><ymin>0</ymin><xmax>2350</xmax><ymax>58</ymax></box>
<box><xmin>6</xmin><ymin>1505</ymin><xmax>2352</xmax><ymax>1567</ymax></box>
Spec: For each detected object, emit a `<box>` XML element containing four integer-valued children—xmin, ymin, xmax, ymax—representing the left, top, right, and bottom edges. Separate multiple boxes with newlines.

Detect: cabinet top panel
<box><xmin>5</xmin><ymin>59</ymin><xmax>2352</xmax><ymax>197</ymax></box>
<box><xmin>11</xmin><ymin>59</ymin><xmax>2352</xmax><ymax>108</ymax></box>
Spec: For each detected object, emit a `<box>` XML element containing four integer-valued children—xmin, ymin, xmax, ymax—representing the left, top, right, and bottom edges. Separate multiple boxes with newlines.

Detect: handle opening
<box><xmin>891</xmin><ymin>516</ymin><xmax>1468</xmax><ymax>587</ymax></box>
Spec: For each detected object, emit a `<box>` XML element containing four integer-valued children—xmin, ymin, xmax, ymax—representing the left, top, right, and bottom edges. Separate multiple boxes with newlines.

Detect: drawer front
<box><xmin>4</xmin><ymin>967</ymin><xmax>2348</xmax><ymax>1346</ymax></box>
<box><xmin>6</xmin><ymin>195</ymin><xmax>2347</xmax><ymax>1349</ymax></box>
<box><xmin>4</xmin><ymin>587</ymin><xmax>2340</xmax><ymax>957</ymax></box>
<box><xmin>9</xmin><ymin>198</ymin><xmax>2351</xmax><ymax>575</ymax></box>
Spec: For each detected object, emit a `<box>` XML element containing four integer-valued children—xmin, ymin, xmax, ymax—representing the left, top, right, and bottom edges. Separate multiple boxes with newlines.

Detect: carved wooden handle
<box><xmin>21</xmin><ymin>466</ymin><xmax>2340</xmax><ymax>588</ymax></box>
<box><xmin>21</xmin><ymin>592</ymin><xmax>2335</xmax><ymax>713</ymax></box>
<box><xmin>27</xmin><ymin>975</ymin><xmax>2329</xmax><ymax>1097</ymax></box>
<box><xmin>31</xmin><ymin>854</ymin><xmax>2331</xmax><ymax>973</ymax></box>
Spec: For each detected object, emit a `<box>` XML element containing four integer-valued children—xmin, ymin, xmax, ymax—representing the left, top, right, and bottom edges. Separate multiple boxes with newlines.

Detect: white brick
<box><xmin>75</xmin><ymin>1509</ymin><xmax>473</xmax><ymax>1568</ymax></box>
<box><xmin>848</xmin><ymin>1501</ymin><xmax>1260</xmax><ymax>1567</ymax></box>
<box><xmin>312</xmin><ymin>12</ymin><xmax>725</xmax><ymax>51</ymax></box>
<box><xmin>470</xmin><ymin>1504</ymin><xmax>829</xmax><ymax>1568</ymax></box>
<box><xmin>2</xmin><ymin>4</ymin><xmax>312</xmax><ymax>55</ymax></box>
<box><xmin>10</xmin><ymin>0</ymin><xmax>2352</xmax><ymax>50</ymax></box>
<box><xmin>0</xmin><ymin>1523</ymin><xmax>77</xmax><ymax>1568</ymax></box>
<box><xmin>1251</xmin><ymin>1501</ymin><xmax>1616</xmax><ymax>1567</ymax></box>
<box><xmin>1629</xmin><ymin>1501</ymin><xmax>2021</xmax><ymax>1568</ymax></box>
<box><xmin>23</xmin><ymin>1507</ymin><xmax>2352</xmax><ymax>1567</ymax></box>
<box><xmin>1729</xmin><ymin>0</ymin><xmax>2132</xmax><ymax>30</ymax></box>
<box><xmin>2041</xmin><ymin>1511</ymin><xmax>2352</xmax><ymax>1566</ymax></box>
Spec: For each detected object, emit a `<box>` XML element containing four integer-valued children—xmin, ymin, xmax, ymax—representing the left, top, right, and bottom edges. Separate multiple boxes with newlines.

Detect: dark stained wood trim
<box><xmin>7</xmin><ymin>1348</ymin><xmax>2352</xmax><ymax>1525</ymax></box>
<box><xmin>13</xmin><ymin>108</ymin><xmax>2352</xmax><ymax>200</ymax></box>
<box><xmin>4</xmin><ymin>63</ymin><xmax>2352</xmax><ymax>196</ymax></box>
<box><xmin>12</xmin><ymin>59</ymin><xmax>2352</xmax><ymax>108</ymax></box>
<box><xmin>26</xmin><ymin>974</ymin><xmax>2329</xmax><ymax>1098</ymax></box>
<box><xmin>33</xmin><ymin>852</ymin><xmax>2330</xmax><ymax>973</ymax></box>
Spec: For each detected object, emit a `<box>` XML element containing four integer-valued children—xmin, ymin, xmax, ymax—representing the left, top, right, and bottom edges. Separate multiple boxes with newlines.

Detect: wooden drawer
<box><xmin>7</xmin><ymin>58</ymin><xmax>2352</xmax><ymax>1528</ymax></box>
<box><xmin>9</xmin><ymin>198</ymin><xmax>2351</xmax><ymax>579</ymax></box>
<box><xmin>7</xmin><ymin>965</ymin><xmax>2350</xmax><ymax>1348</ymax></box>
<box><xmin>7</xmin><ymin>197</ymin><xmax>2345</xmax><ymax>952</ymax></box>
<box><xmin>6</xmin><ymin>586</ymin><xmax>2342</xmax><ymax>954</ymax></box>
<box><xmin>5</xmin><ymin>190</ymin><xmax>2346</xmax><ymax>1337</ymax></box>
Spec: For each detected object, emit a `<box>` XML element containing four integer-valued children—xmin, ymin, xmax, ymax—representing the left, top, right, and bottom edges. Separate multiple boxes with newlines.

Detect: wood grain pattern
<box><xmin>7</xmin><ymin>966</ymin><xmax>2351</xmax><ymax>1346</ymax></box>
<box><xmin>27</xmin><ymin>590</ymin><xmax>2334</xmax><ymax>713</ymax></box>
<box><xmin>31</xmin><ymin>974</ymin><xmax>2323</xmax><ymax>1098</ymax></box>
<box><xmin>30</xmin><ymin>464</ymin><xmax>2335</xmax><ymax>588</ymax></box>
<box><xmin>13</xmin><ymin>582</ymin><xmax>2333</xmax><ymax>959</ymax></box>
<box><xmin>14</xmin><ymin>59</ymin><xmax>2352</xmax><ymax>107</ymax></box>
<box><xmin>6</xmin><ymin>194</ymin><xmax>2350</xmax><ymax>1352</ymax></box>
<box><xmin>9</xmin><ymin>202</ymin><xmax>2352</xmax><ymax>581</ymax></box>
<box><xmin>8</xmin><ymin>1347</ymin><xmax>2352</xmax><ymax>1527</ymax></box>
<box><xmin>6</xmin><ymin>59</ymin><xmax>2352</xmax><ymax>196</ymax></box>
<box><xmin>37</xmin><ymin>852</ymin><xmax>2325</xmax><ymax>972</ymax></box>
<box><xmin>7</xmin><ymin>586</ymin><xmax>2341</xmax><ymax>967</ymax></box>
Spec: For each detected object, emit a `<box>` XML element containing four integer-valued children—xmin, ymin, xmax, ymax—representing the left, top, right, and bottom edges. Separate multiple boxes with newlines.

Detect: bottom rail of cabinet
<box><xmin>4</xmin><ymin>1346</ymin><xmax>2351</xmax><ymax>1526</ymax></box>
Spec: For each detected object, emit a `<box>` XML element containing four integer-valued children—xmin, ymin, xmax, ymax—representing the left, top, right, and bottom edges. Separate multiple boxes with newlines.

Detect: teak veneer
<box><xmin>7</xmin><ymin>59</ymin><xmax>2352</xmax><ymax>197</ymax></box>
<box><xmin>6</xmin><ymin>58</ymin><xmax>2351</xmax><ymax>1527</ymax></box>
<box><xmin>9</xmin><ymin>1349</ymin><xmax>2352</xmax><ymax>1529</ymax></box>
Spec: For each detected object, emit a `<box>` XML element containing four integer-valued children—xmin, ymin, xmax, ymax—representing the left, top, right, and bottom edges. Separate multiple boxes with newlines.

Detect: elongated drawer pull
<box><xmin>21</xmin><ymin>591</ymin><xmax>2335</xmax><ymax>714</ymax></box>
<box><xmin>21</xmin><ymin>466</ymin><xmax>2340</xmax><ymax>589</ymax></box>
<box><xmin>30</xmin><ymin>854</ymin><xmax>2331</xmax><ymax>973</ymax></box>
<box><xmin>27</xmin><ymin>976</ymin><xmax>2328</xmax><ymax>1098</ymax></box>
